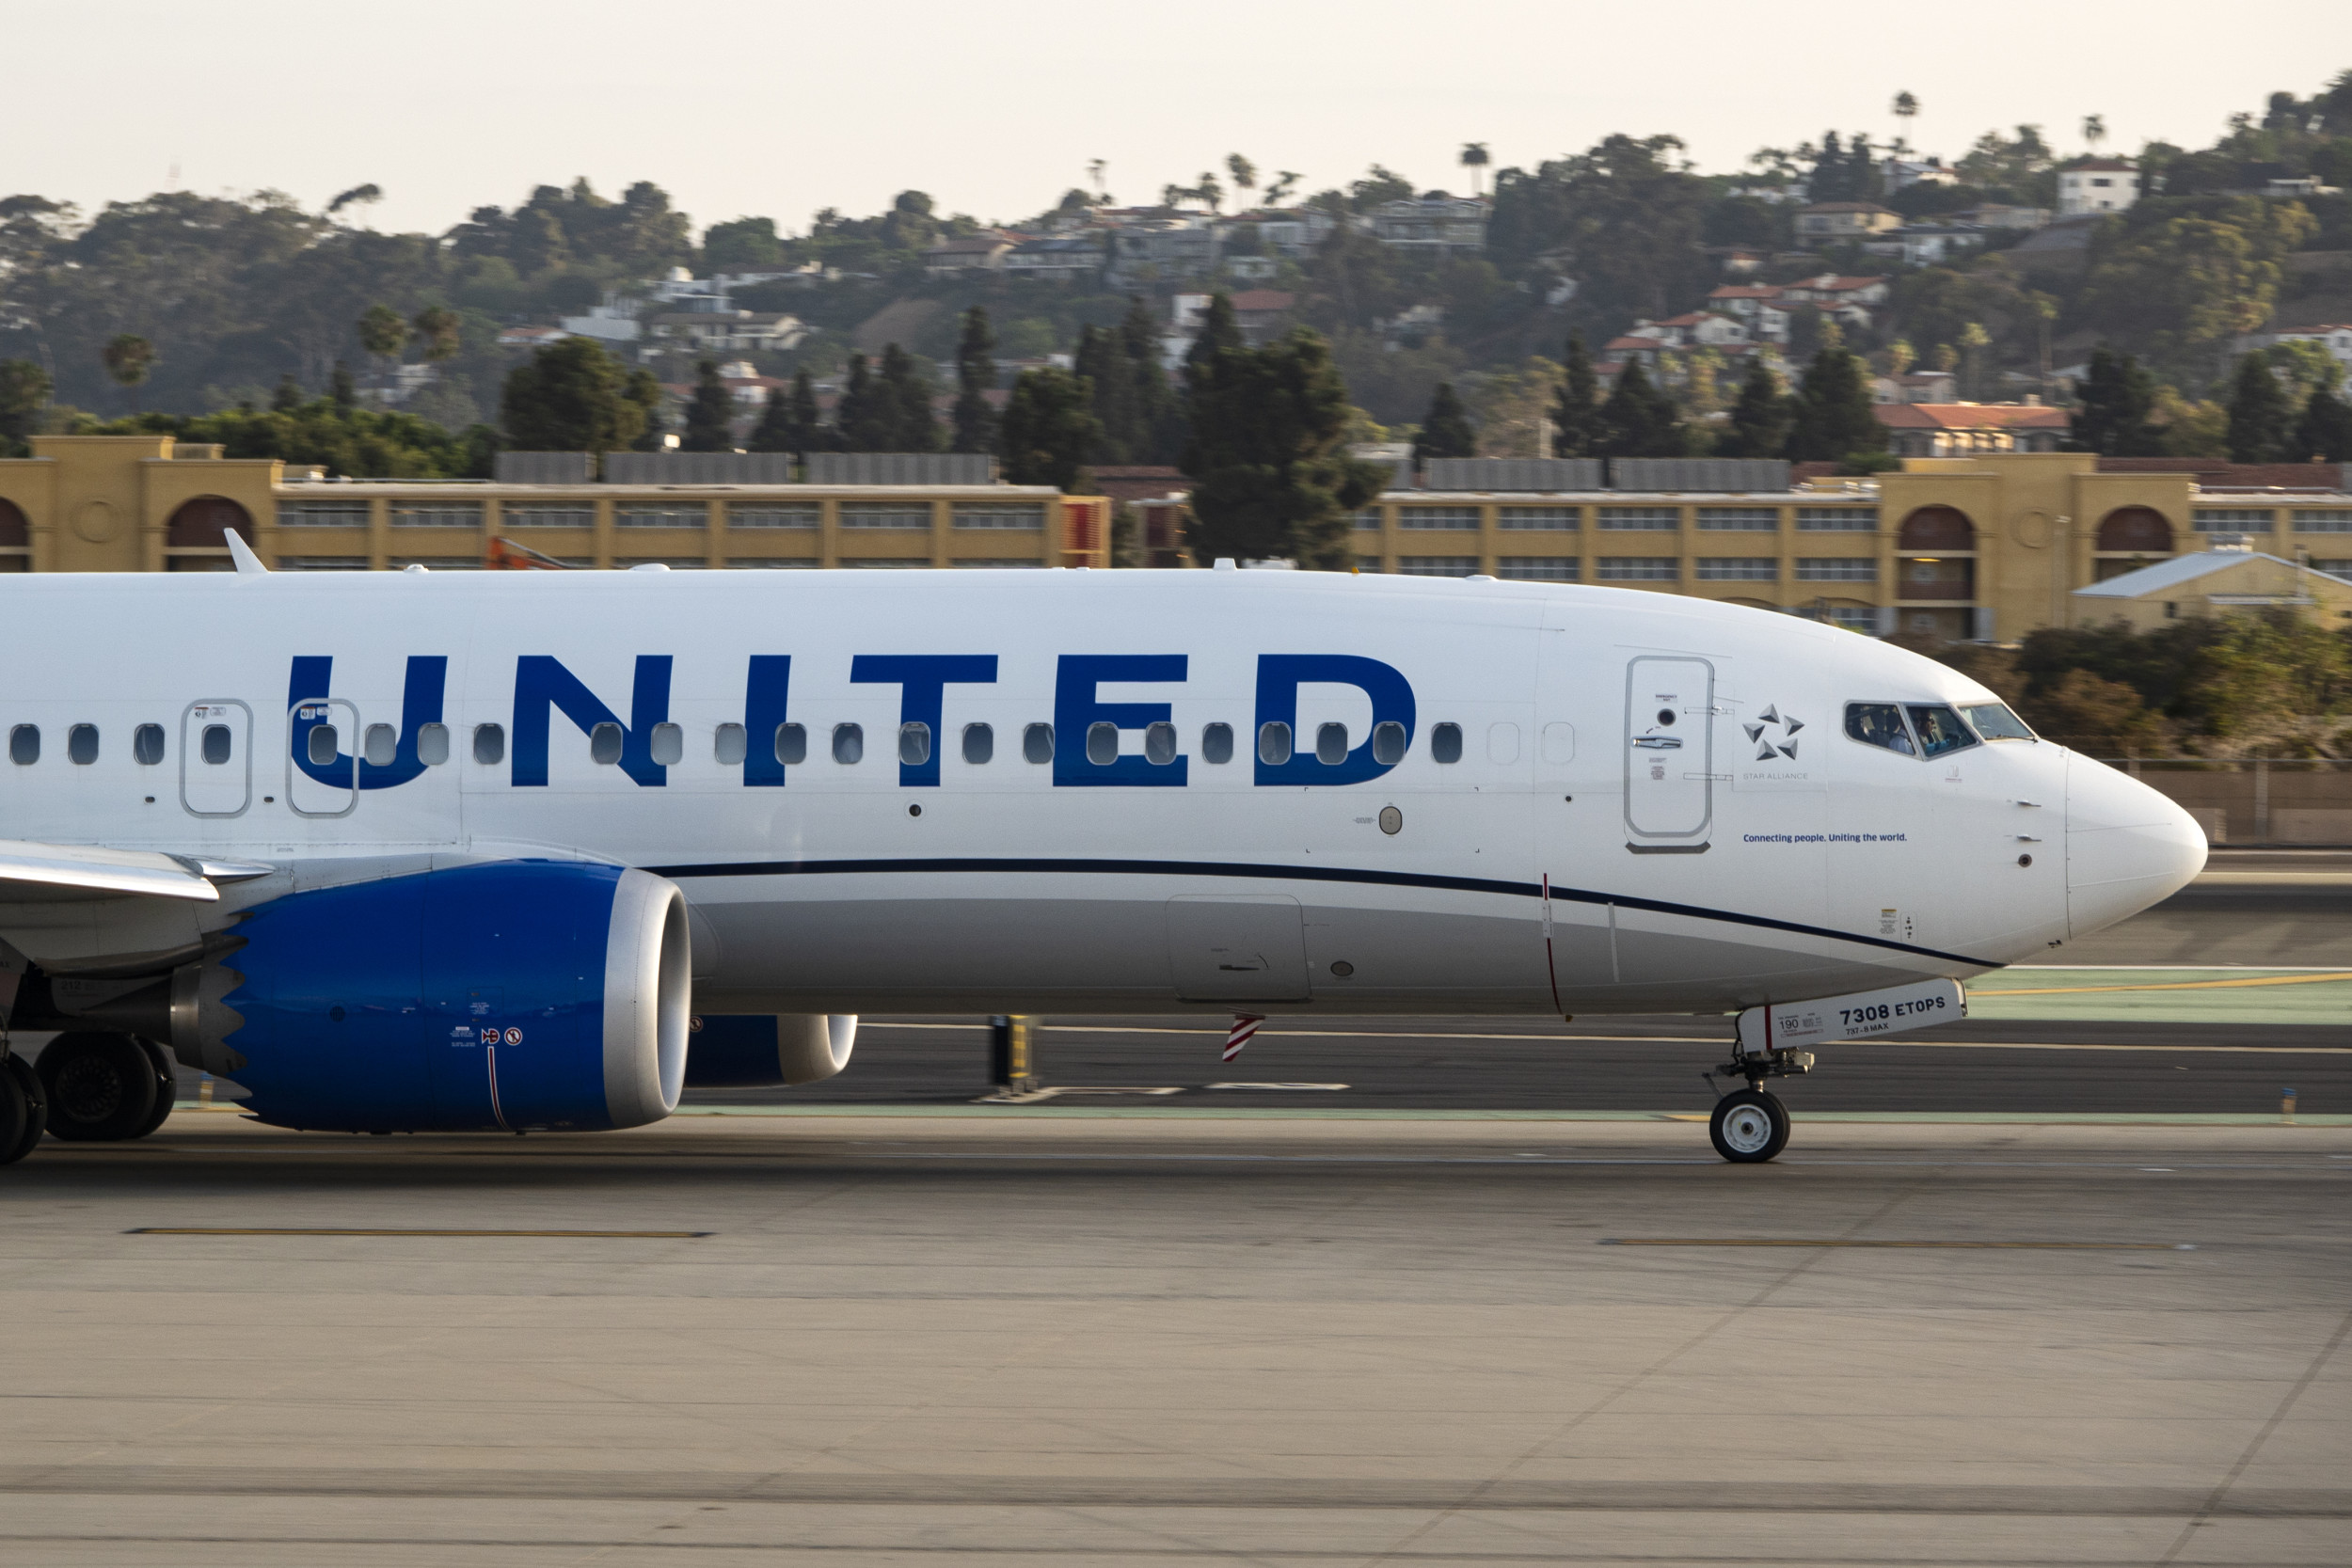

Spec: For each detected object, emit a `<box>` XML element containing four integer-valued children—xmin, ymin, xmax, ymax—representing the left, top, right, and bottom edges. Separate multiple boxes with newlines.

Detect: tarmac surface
<box><xmin>2</xmin><ymin>1116</ymin><xmax>2346</xmax><ymax>1566</ymax></box>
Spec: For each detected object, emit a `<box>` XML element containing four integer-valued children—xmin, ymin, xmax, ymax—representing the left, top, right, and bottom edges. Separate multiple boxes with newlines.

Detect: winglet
<box><xmin>226</xmin><ymin>531</ymin><xmax>269</xmax><ymax>575</ymax></box>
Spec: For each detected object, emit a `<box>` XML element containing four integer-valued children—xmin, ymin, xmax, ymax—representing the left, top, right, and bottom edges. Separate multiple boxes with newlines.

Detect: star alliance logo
<box><xmin>1746</xmin><ymin>705</ymin><xmax>1804</xmax><ymax>762</ymax></box>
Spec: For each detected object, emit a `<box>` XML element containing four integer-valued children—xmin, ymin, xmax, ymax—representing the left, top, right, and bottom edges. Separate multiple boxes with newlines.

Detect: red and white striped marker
<box><xmin>1222</xmin><ymin>1014</ymin><xmax>1264</xmax><ymax>1062</ymax></box>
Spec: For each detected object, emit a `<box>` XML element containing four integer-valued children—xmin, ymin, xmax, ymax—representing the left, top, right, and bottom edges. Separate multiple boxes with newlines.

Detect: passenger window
<box><xmin>832</xmin><ymin>722</ymin><xmax>864</xmax><ymax>764</ymax></box>
<box><xmin>898</xmin><ymin>721</ymin><xmax>931</xmax><ymax>767</ymax></box>
<box><xmin>307</xmin><ymin>724</ymin><xmax>341</xmax><ymax>767</ymax></box>
<box><xmin>1144</xmin><ymin>721</ymin><xmax>1177</xmax><ymax>766</ymax></box>
<box><xmin>589</xmin><ymin>721</ymin><xmax>624</xmax><ymax>765</ymax></box>
<box><xmin>363</xmin><ymin>723</ymin><xmax>399</xmax><ymax>768</ymax></box>
<box><xmin>68</xmin><ymin>724</ymin><xmax>98</xmax><ymax>766</ymax></box>
<box><xmin>1906</xmin><ymin>705</ymin><xmax>1979</xmax><ymax>758</ymax></box>
<box><xmin>1844</xmin><ymin>703</ymin><xmax>1915</xmax><ymax>755</ymax></box>
<box><xmin>134</xmin><ymin>724</ymin><xmax>165</xmax><ymax>766</ymax></box>
<box><xmin>473</xmin><ymin>722</ymin><xmax>505</xmax><ymax>765</ymax></box>
<box><xmin>1487</xmin><ymin>723</ymin><xmax>1519</xmax><ymax>765</ymax></box>
<box><xmin>1086</xmin><ymin>721</ymin><xmax>1119</xmax><ymax>766</ymax></box>
<box><xmin>417</xmin><ymin>721</ymin><xmax>450</xmax><ymax>766</ymax></box>
<box><xmin>1200</xmin><ymin>721</ymin><xmax>1233</xmax><ymax>764</ymax></box>
<box><xmin>774</xmin><ymin>722</ymin><xmax>807</xmax><ymax>766</ymax></box>
<box><xmin>1023</xmin><ymin>722</ymin><xmax>1054</xmax><ymax>764</ymax></box>
<box><xmin>1430</xmin><ymin>721</ymin><xmax>1463</xmax><ymax>764</ymax></box>
<box><xmin>649</xmin><ymin>722</ymin><xmax>684</xmax><ymax>767</ymax></box>
<box><xmin>1315</xmin><ymin>722</ymin><xmax>1348</xmax><ymax>765</ymax></box>
<box><xmin>962</xmin><ymin>722</ymin><xmax>993</xmax><ymax>764</ymax></box>
<box><xmin>1961</xmin><ymin>703</ymin><xmax>2034</xmax><ymax>741</ymax></box>
<box><xmin>713</xmin><ymin>723</ymin><xmax>747</xmax><ymax>766</ymax></box>
<box><xmin>1372</xmin><ymin>721</ymin><xmax>1406</xmax><ymax>767</ymax></box>
<box><xmin>200</xmin><ymin>724</ymin><xmax>231</xmax><ymax>766</ymax></box>
<box><xmin>8</xmin><ymin>724</ymin><xmax>37</xmax><ymax>766</ymax></box>
<box><xmin>1258</xmin><ymin>721</ymin><xmax>1293</xmax><ymax>766</ymax></box>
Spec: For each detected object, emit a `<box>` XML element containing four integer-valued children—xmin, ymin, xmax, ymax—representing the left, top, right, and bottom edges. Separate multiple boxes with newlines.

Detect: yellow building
<box><xmin>2069</xmin><ymin>546</ymin><xmax>2352</xmax><ymax>632</ymax></box>
<box><xmin>0</xmin><ymin>436</ymin><xmax>1108</xmax><ymax>574</ymax></box>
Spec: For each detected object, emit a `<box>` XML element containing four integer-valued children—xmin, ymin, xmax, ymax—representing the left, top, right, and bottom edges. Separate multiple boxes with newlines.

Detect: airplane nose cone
<box><xmin>2065</xmin><ymin>752</ymin><xmax>2208</xmax><ymax>939</ymax></box>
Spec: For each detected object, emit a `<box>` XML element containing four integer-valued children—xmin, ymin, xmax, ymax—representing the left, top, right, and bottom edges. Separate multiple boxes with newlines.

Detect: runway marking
<box><xmin>123</xmin><ymin>1227</ymin><xmax>713</xmax><ymax>1238</ymax></box>
<box><xmin>1984</xmin><ymin>972</ymin><xmax>2352</xmax><ymax>996</ymax></box>
<box><xmin>1599</xmin><ymin>1238</ymin><xmax>2195</xmax><ymax>1249</ymax></box>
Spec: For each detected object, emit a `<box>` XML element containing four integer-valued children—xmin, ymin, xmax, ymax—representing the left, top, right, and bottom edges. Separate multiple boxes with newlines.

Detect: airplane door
<box><xmin>180</xmin><ymin>700</ymin><xmax>253</xmax><ymax>818</ymax></box>
<box><xmin>1167</xmin><ymin>895</ymin><xmax>1311</xmax><ymax>1003</ymax></box>
<box><xmin>1624</xmin><ymin>656</ymin><xmax>1714</xmax><ymax>852</ymax></box>
<box><xmin>287</xmin><ymin>699</ymin><xmax>359</xmax><ymax>817</ymax></box>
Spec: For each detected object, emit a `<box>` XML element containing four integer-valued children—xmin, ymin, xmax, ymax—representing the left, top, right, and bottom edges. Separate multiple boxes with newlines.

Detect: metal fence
<box><xmin>2092</xmin><ymin>757</ymin><xmax>2352</xmax><ymax>845</ymax></box>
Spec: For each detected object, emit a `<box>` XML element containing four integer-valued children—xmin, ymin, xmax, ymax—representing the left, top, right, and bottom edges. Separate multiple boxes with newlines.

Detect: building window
<box><xmin>724</xmin><ymin>558</ymin><xmax>820</xmax><ymax>569</ymax></box>
<box><xmin>950</xmin><ymin>559</ymin><xmax>1045</xmax><ymax>568</ymax></box>
<box><xmin>2290</xmin><ymin>510</ymin><xmax>2352</xmax><ymax>533</ymax></box>
<box><xmin>2193</xmin><ymin>509</ymin><xmax>2272</xmax><ymax>532</ymax></box>
<box><xmin>1498</xmin><ymin>507</ymin><xmax>1577</xmax><ymax>531</ymax></box>
<box><xmin>1818</xmin><ymin>605</ymin><xmax>1880</xmax><ymax>632</ymax></box>
<box><xmin>1597</xmin><ymin>507</ymin><xmax>1677</xmax><ymax>531</ymax></box>
<box><xmin>278</xmin><ymin>502</ymin><xmax>370</xmax><ymax>527</ymax></box>
<box><xmin>1796</xmin><ymin>558</ymin><xmax>1876</xmax><ymax>582</ymax></box>
<box><xmin>1397</xmin><ymin>556</ymin><xmax>1480</xmax><ymax>577</ymax></box>
<box><xmin>615</xmin><ymin>506</ymin><xmax>707</xmax><ymax>530</ymax></box>
<box><xmin>390</xmin><ymin>557</ymin><xmax>483</xmax><ymax>571</ymax></box>
<box><xmin>728</xmin><ymin>505</ymin><xmax>819</xmax><ymax>529</ymax></box>
<box><xmin>840</xmin><ymin>502</ymin><xmax>933</xmax><ymax>530</ymax></box>
<box><xmin>390</xmin><ymin>503</ymin><xmax>485</xmax><ymax>529</ymax></box>
<box><xmin>1696</xmin><ymin>558</ymin><xmax>1776</xmax><ymax>581</ymax></box>
<box><xmin>1796</xmin><ymin>508</ymin><xmax>1877</xmax><ymax>531</ymax></box>
<box><xmin>1697</xmin><ymin>507</ymin><xmax>1777</xmax><ymax>531</ymax></box>
<box><xmin>503</xmin><ymin>506</ymin><xmax>594</xmax><ymax>529</ymax></box>
<box><xmin>1497</xmin><ymin>557</ymin><xmax>1576</xmax><ymax>580</ymax></box>
<box><xmin>1597</xmin><ymin>558</ymin><xmax>1677</xmax><ymax>581</ymax></box>
<box><xmin>1352</xmin><ymin>509</ymin><xmax>1384</xmax><ymax>531</ymax></box>
<box><xmin>952</xmin><ymin>503</ymin><xmax>1045</xmax><ymax>530</ymax></box>
<box><xmin>838</xmin><ymin>559</ymin><xmax>926</xmax><ymax>568</ymax></box>
<box><xmin>2310</xmin><ymin>560</ymin><xmax>2352</xmax><ymax>580</ymax></box>
<box><xmin>1398</xmin><ymin>506</ymin><xmax>1480</xmax><ymax>531</ymax></box>
<box><xmin>278</xmin><ymin>557</ymin><xmax>369</xmax><ymax>571</ymax></box>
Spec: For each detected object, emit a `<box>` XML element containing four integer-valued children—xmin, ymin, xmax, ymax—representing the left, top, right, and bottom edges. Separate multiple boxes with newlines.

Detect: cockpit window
<box><xmin>1844</xmin><ymin>703</ymin><xmax>1915</xmax><ymax>755</ymax></box>
<box><xmin>1906</xmin><ymin>705</ymin><xmax>1979</xmax><ymax>758</ymax></box>
<box><xmin>1961</xmin><ymin>702</ymin><xmax>2034</xmax><ymax>741</ymax></box>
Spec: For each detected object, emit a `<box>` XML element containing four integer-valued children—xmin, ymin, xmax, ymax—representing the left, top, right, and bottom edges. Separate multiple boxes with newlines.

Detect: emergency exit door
<box><xmin>180</xmin><ymin>700</ymin><xmax>253</xmax><ymax>818</ymax></box>
<box><xmin>1623</xmin><ymin>656</ymin><xmax>1714</xmax><ymax>851</ymax></box>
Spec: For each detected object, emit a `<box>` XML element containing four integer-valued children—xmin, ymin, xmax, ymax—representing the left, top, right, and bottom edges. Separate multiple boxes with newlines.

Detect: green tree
<box><xmin>1121</xmin><ymin>295</ymin><xmax>1184</xmax><ymax>462</ymax></box>
<box><xmin>2073</xmin><ymin>346</ymin><xmax>2164</xmax><ymax>456</ymax></box>
<box><xmin>2293</xmin><ymin>382</ymin><xmax>2352</xmax><ymax>461</ymax></box>
<box><xmin>997</xmin><ymin>368</ymin><xmax>1102</xmax><ymax>491</ymax></box>
<box><xmin>102</xmin><ymin>333</ymin><xmax>155</xmax><ymax>413</ymax></box>
<box><xmin>1595</xmin><ymin>359</ymin><xmax>1684</xmax><ymax>457</ymax></box>
<box><xmin>1724</xmin><ymin>356</ymin><xmax>1791</xmax><ymax>458</ymax></box>
<box><xmin>0</xmin><ymin>358</ymin><xmax>51</xmax><ymax>455</ymax></box>
<box><xmin>625</xmin><ymin>367</ymin><xmax>665</xmax><ymax>451</ymax></box>
<box><xmin>1411</xmin><ymin>382</ymin><xmax>1476</xmax><ymax>467</ymax></box>
<box><xmin>1073</xmin><ymin>323</ymin><xmax>1137</xmax><ymax>462</ymax></box>
<box><xmin>2223</xmin><ymin>351</ymin><xmax>2293</xmax><ymax>463</ymax></box>
<box><xmin>789</xmin><ymin>370</ymin><xmax>832</xmax><ymax>452</ymax></box>
<box><xmin>1486</xmin><ymin>135</ymin><xmax>1709</xmax><ymax>329</ymax></box>
<box><xmin>271</xmin><ymin>373</ymin><xmax>304</xmax><ymax>412</ymax></box>
<box><xmin>410</xmin><ymin>306</ymin><xmax>462</xmax><ymax>363</ymax></box>
<box><xmin>2080</xmin><ymin>201</ymin><xmax>2313</xmax><ymax>380</ymax></box>
<box><xmin>703</xmin><ymin>215</ymin><xmax>783</xmax><ymax>270</ymax></box>
<box><xmin>1550</xmin><ymin>331</ymin><xmax>1605</xmax><ymax>457</ymax></box>
<box><xmin>879</xmin><ymin>342</ymin><xmax>942</xmax><ymax>451</ymax></box>
<box><xmin>499</xmin><ymin>336</ymin><xmax>644</xmax><ymax>452</ymax></box>
<box><xmin>1184</xmin><ymin>293</ymin><xmax>1245</xmax><ymax>377</ymax></box>
<box><xmin>357</xmin><ymin>303</ymin><xmax>408</xmax><ymax>401</ymax></box>
<box><xmin>330</xmin><ymin>360</ymin><xmax>357</xmax><ymax>409</ymax></box>
<box><xmin>835</xmin><ymin>354</ymin><xmax>888</xmax><ymax>450</ymax></box>
<box><xmin>746</xmin><ymin>375</ymin><xmax>803</xmax><ymax>454</ymax></box>
<box><xmin>682</xmin><ymin>358</ymin><xmax>736</xmax><ymax>451</ymax></box>
<box><xmin>1183</xmin><ymin>327</ymin><xmax>1390</xmax><ymax>568</ymax></box>
<box><xmin>1785</xmin><ymin>344</ymin><xmax>1884</xmax><ymax>464</ymax></box>
<box><xmin>950</xmin><ymin>307</ymin><xmax>998</xmax><ymax>454</ymax></box>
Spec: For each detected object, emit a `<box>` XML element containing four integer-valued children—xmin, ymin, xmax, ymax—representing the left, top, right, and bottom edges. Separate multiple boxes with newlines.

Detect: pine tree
<box><xmin>747</xmin><ymin>374</ymin><xmax>802</xmax><ymax>453</ymax></box>
<box><xmin>997</xmin><ymin>368</ymin><xmax>1103</xmax><ymax>491</ymax></box>
<box><xmin>271</xmin><ymin>373</ymin><xmax>304</xmax><ymax>412</ymax></box>
<box><xmin>330</xmin><ymin>360</ymin><xmax>358</xmax><ymax>409</ymax></box>
<box><xmin>1073</xmin><ymin>324</ymin><xmax>1138</xmax><ymax>462</ymax></box>
<box><xmin>950</xmin><ymin>307</ymin><xmax>998</xmax><ymax>454</ymax></box>
<box><xmin>2224</xmin><ymin>352</ymin><xmax>2293</xmax><ymax>463</ymax></box>
<box><xmin>1184</xmin><ymin>293</ymin><xmax>1245</xmax><ymax>388</ymax></box>
<box><xmin>1412</xmin><ymin>382</ymin><xmax>1477</xmax><ymax>467</ymax></box>
<box><xmin>1550</xmin><ymin>331</ymin><xmax>1606</xmax><ymax>457</ymax></box>
<box><xmin>788</xmin><ymin>370</ymin><xmax>833</xmax><ymax>452</ymax></box>
<box><xmin>1784</xmin><ymin>344</ymin><xmax>1884</xmax><ymax>464</ymax></box>
<box><xmin>499</xmin><ymin>337</ymin><xmax>646</xmax><ymax>452</ymax></box>
<box><xmin>1121</xmin><ymin>294</ymin><xmax>1185</xmax><ymax>463</ymax></box>
<box><xmin>2292</xmin><ymin>382</ymin><xmax>2352</xmax><ymax>461</ymax></box>
<box><xmin>836</xmin><ymin>353</ymin><xmax>889</xmax><ymax>450</ymax></box>
<box><xmin>682</xmin><ymin>358</ymin><xmax>735</xmax><ymax>451</ymax></box>
<box><xmin>1183</xmin><ymin>327</ymin><xmax>1389</xmax><ymax>568</ymax></box>
<box><xmin>1596</xmin><ymin>360</ymin><xmax>1684</xmax><ymax>458</ymax></box>
<box><xmin>2074</xmin><ymin>346</ymin><xmax>2166</xmax><ymax>456</ymax></box>
<box><xmin>879</xmin><ymin>342</ymin><xmax>942</xmax><ymax>451</ymax></box>
<box><xmin>1724</xmin><ymin>356</ymin><xmax>1791</xmax><ymax>458</ymax></box>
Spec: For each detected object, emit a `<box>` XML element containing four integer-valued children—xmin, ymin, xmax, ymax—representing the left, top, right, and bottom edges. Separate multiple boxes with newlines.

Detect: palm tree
<box><xmin>1226</xmin><ymin>154</ymin><xmax>1257</xmax><ymax>199</ymax></box>
<box><xmin>101</xmin><ymin>334</ymin><xmax>154</xmax><ymax>415</ymax></box>
<box><xmin>1195</xmin><ymin>172</ymin><xmax>1223</xmax><ymax>214</ymax></box>
<box><xmin>1892</xmin><ymin>91</ymin><xmax>1919</xmax><ymax>155</ymax></box>
<box><xmin>1459</xmin><ymin>142</ymin><xmax>1490</xmax><ymax>198</ymax></box>
<box><xmin>2082</xmin><ymin>114</ymin><xmax>2107</xmax><ymax>153</ymax></box>
<box><xmin>357</xmin><ymin>304</ymin><xmax>409</xmax><ymax>404</ymax></box>
<box><xmin>411</xmin><ymin>307</ymin><xmax>462</xmax><ymax>364</ymax></box>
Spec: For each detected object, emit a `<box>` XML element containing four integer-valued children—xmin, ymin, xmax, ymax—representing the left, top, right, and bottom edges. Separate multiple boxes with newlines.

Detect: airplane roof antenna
<box><xmin>224</xmin><ymin>531</ymin><xmax>269</xmax><ymax>575</ymax></box>
<box><xmin>1213</xmin><ymin>558</ymin><xmax>1237</xmax><ymax>571</ymax></box>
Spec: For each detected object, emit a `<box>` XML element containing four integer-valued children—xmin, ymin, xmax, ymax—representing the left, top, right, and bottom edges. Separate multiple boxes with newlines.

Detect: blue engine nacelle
<box><xmin>160</xmin><ymin>862</ymin><xmax>690</xmax><ymax>1132</ymax></box>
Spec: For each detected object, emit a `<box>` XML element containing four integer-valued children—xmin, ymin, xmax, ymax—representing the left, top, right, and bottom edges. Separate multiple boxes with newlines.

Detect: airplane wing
<box><xmin>0</xmin><ymin>840</ymin><xmax>274</xmax><ymax>903</ymax></box>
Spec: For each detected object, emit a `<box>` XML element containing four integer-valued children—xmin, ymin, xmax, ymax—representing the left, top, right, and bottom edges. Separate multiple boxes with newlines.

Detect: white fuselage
<box><xmin>0</xmin><ymin>567</ymin><xmax>2206</xmax><ymax>1017</ymax></box>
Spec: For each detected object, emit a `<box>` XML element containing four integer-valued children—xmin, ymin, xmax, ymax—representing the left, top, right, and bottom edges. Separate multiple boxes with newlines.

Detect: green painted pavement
<box><xmin>1966</xmin><ymin>968</ymin><xmax>2352</xmax><ymax>1025</ymax></box>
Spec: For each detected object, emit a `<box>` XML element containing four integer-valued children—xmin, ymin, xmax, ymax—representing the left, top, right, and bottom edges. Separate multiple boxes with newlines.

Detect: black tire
<box><xmin>35</xmin><ymin>1032</ymin><xmax>160</xmax><ymax>1142</ymax></box>
<box><xmin>127</xmin><ymin>1037</ymin><xmax>178</xmax><ymax>1139</ymax></box>
<box><xmin>2</xmin><ymin>1053</ymin><xmax>46</xmax><ymax>1164</ymax></box>
<box><xmin>1709</xmin><ymin>1087</ymin><xmax>1789</xmax><ymax>1164</ymax></box>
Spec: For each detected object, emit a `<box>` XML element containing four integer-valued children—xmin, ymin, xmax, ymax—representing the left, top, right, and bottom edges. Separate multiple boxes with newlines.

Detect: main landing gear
<box><xmin>30</xmin><ymin>1032</ymin><xmax>177</xmax><ymax>1146</ymax></box>
<box><xmin>1706</xmin><ymin>1045</ymin><xmax>1812</xmax><ymax>1164</ymax></box>
<box><xmin>0</xmin><ymin>1050</ymin><xmax>46</xmax><ymax>1165</ymax></box>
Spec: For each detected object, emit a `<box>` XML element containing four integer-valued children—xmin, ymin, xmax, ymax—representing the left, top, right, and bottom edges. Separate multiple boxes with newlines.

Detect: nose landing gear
<box><xmin>1705</xmin><ymin>1045</ymin><xmax>1811</xmax><ymax>1164</ymax></box>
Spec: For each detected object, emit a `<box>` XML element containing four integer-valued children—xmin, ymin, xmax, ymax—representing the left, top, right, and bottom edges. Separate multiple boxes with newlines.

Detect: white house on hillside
<box><xmin>2058</xmin><ymin>159</ymin><xmax>2140</xmax><ymax>216</ymax></box>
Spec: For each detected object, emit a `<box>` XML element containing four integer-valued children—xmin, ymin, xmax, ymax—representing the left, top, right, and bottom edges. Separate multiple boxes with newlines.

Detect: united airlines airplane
<box><xmin>0</xmin><ymin>546</ymin><xmax>2204</xmax><ymax>1165</ymax></box>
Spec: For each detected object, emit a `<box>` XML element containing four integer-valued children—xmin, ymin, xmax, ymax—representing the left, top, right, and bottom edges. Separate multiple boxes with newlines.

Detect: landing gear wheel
<box><xmin>2</xmin><ymin>1053</ymin><xmax>47</xmax><ymax>1164</ymax></box>
<box><xmin>1709</xmin><ymin>1088</ymin><xmax>1789</xmax><ymax>1164</ymax></box>
<box><xmin>35</xmin><ymin>1032</ymin><xmax>160</xmax><ymax>1142</ymax></box>
<box><xmin>127</xmin><ymin>1037</ymin><xmax>178</xmax><ymax>1139</ymax></box>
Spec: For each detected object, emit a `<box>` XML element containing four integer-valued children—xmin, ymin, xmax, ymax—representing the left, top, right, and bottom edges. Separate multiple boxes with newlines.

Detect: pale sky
<box><xmin>7</xmin><ymin>1</ymin><xmax>2342</xmax><ymax>238</ymax></box>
